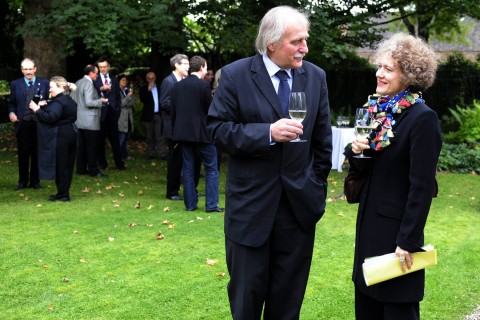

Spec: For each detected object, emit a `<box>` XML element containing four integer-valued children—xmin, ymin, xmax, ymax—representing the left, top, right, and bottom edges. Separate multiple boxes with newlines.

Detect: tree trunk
<box><xmin>24</xmin><ymin>0</ymin><xmax>66</xmax><ymax>79</ymax></box>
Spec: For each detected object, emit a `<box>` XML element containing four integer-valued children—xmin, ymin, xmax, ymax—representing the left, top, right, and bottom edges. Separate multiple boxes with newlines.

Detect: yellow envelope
<box><xmin>362</xmin><ymin>245</ymin><xmax>437</xmax><ymax>286</ymax></box>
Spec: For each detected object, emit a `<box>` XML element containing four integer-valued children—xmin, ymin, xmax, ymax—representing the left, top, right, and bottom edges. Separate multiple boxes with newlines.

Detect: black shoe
<box><xmin>166</xmin><ymin>195</ymin><xmax>182</xmax><ymax>201</ymax></box>
<box><xmin>15</xmin><ymin>183</ymin><xmax>27</xmax><ymax>191</ymax></box>
<box><xmin>49</xmin><ymin>196</ymin><xmax>70</xmax><ymax>202</ymax></box>
<box><xmin>186</xmin><ymin>207</ymin><xmax>197</xmax><ymax>211</ymax></box>
<box><xmin>30</xmin><ymin>183</ymin><xmax>43</xmax><ymax>189</ymax></box>
<box><xmin>92</xmin><ymin>172</ymin><xmax>108</xmax><ymax>178</ymax></box>
<box><xmin>206</xmin><ymin>207</ymin><xmax>224</xmax><ymax>213</ymax></box>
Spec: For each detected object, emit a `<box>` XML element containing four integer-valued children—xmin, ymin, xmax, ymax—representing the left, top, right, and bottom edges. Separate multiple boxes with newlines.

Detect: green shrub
<box><xmin>438</xmin><ymin>143</ymin><xmax>480</xmax><ymax>174</ymax></box>
<box><xmin>443</xmin><ymin>100</ymin><xmax>480</xmax><ymax>145</ymax></box>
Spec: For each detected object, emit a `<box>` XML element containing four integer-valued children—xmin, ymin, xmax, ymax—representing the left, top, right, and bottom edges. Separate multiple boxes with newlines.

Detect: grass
<box><xmin>0</xmin><ymin>127</ymin><xmax>478</xmax><ymax>319</ymax></box>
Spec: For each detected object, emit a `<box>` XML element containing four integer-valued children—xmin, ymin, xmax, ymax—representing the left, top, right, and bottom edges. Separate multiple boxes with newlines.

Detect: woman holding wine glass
<box><xmin>345</xmin><ymin>33</ymin><xmax>442</xmax><ymax>319</ymax></box>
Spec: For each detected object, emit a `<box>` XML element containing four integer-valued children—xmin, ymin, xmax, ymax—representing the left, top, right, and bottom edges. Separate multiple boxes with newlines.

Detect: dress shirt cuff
<box><xmin>269</xmin><ymin>124</ymin><xmax>276</xmax><ymax>145</ymax></box>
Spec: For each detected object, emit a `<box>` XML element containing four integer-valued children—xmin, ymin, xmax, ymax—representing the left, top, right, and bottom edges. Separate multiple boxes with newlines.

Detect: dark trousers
<box><xmin>165</xmin><ymin>139</ymin><xmax>200</xmax><ymax>198</ymax></box>
<box><xmin>77</xmin><ymin>129</ymin><xmax>100</xmax><ymax>176</ymax></box>
<box><xmin>16</xmin><ymin>120</ymin><xmax>39</xmax><ymax>186</ymax></box>
<box><xmin>355</xmin><ymin>288</ymin><xmax>420</xmax><ymax>320</ymax></box>
<box><xmin>56</xmin><ymin>124</ymin><xmax>77</xmax><ymax>198</ymax></box>
<box><xmin>98</xmin><ymin>111</ymin><xmax>124</xmax><ymax>169</ymax></box>
<box><xmin>226</xmin><ymin>193</ymin><xmax>316</xmax><ymax>320</ymax></box>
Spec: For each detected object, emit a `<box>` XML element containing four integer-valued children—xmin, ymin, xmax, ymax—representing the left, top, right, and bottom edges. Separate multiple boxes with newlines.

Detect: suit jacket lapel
<box><xmin>292</xmin><ymin>67</ymin><xmax>307</xmax><ymax>93</ymax></box>
<box><xmin>251</xmin><ymin>55</ymin><xmax>283</xmax><ymax>118</ymax></box>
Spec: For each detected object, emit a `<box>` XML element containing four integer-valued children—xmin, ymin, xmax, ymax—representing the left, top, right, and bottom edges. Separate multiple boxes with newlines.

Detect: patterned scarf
<box><xmin>364</xmin><ymin>89</ymin><xmax>424</xmax><ymax>151</ymax></box>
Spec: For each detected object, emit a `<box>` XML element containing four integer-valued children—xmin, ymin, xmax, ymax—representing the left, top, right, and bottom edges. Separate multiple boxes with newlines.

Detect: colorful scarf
<box><xmin>364</xmin><ymin>89</ymin><xmax>424</xmax><ymax>151</ymax></box>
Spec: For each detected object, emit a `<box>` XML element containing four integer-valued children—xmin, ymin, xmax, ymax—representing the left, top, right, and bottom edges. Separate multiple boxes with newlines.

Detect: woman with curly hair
<box><xmin>345</xmin><ymin>32</ymin><xmax>442</xmax><ymax>319</ymax></box>
<box><xmin>29</xmin><ymin>76</ymin><xmax>78</xmax><ymax>202</ymax></box>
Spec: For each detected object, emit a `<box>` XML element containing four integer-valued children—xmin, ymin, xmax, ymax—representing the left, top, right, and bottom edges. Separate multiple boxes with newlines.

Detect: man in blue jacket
<box><xmin>8</xmin><ymin>58</ymin><xmax>50</xmax><ymax>191</ymax></box>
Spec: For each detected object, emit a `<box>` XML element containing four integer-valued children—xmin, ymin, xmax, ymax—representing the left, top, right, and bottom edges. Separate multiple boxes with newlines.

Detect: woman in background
<box><xmin>345</xmin><ymin>33</ymin><xmax>442</xmax><ymax>319</ymax></box>
<box><xmin>30</xmin><ymin>76</ymin><xmax>77</xmax><ymax>202</ymax></box>
<box><xmin>118</xmin><ymin>74</ymin><xmax>135</xmax><ymax>161</ymax></box>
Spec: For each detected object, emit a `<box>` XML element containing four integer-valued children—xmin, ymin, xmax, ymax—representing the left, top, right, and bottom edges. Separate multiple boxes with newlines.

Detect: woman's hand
<box><xmin>351</xmin><ymin>136</ymin><xmax>370</xmax><ymax>155</ymax></box>
<box><xmin>29</xmin><ymin>101</ymin><xmax>40</xmax><ymax>113</ymax></box>
<box><xmin>395</xmin><ymin>246</ymin><xmax>414</xmax><ymax>273</ymax></box>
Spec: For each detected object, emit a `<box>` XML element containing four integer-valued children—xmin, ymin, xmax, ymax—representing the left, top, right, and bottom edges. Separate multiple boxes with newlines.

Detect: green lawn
<box><xmin>0</xmin><ymin>130</ymin><xmax>478</xmax><ymax>319</ymax></box>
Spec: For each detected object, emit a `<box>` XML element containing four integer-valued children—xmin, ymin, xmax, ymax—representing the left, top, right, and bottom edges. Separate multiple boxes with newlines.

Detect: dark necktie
<box><xmin>104</xmin><ymin>74</ymin><xmax>109</xmax><ymax>85</ymax></box>
<box><xmin>28</xmin><ymin>81</ymin><xmax>33</xmax><ymax>88</ymax></box>
<box><xmin>276</xmin><ymin>70</ymin><xmax>290</xmax><ymax>117</ymax></box>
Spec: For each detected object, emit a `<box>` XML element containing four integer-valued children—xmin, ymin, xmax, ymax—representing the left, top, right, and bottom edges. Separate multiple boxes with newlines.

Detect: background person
<box><xmin>8</xmin><ymin>58</ymin><xmax>50</xmax><ymax>191</ymax></box>
<box><xmin>117</xmin><ymin>74</ymin><xmax>135</xmax><ymax>161</ymax></box>
<box><xmin>346</xmin><ymin>32</ymin><xmax>442</xmax><ymax>320</ymax></box>
<box><xmin>207</xmin><ymin>6</ymin><xmax>332</xmax><ymax>319</ymax></box>
<box><xmin>29</xmin><ymin>77</ymin><xmax>77</xmax><ymax>202</ymax></box>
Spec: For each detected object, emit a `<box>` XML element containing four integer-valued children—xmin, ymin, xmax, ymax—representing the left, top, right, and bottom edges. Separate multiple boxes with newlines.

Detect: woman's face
<box><xmin>376</xmin><ymin>54</ymin><xmax>408</xmax><ymax>97</ymax></box>
<box><xmin>49</xmin><ymin>81</ymin><xmax>63</xmax><ymax>97</ymax></box>
<box><xmin>119</xmin><ymin>77</ymin><xmax>128</xmax><ymax>88</ymax></box>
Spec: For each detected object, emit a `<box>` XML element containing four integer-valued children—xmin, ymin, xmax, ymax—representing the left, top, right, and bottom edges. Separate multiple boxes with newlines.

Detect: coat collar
<box><xmin>250</xmin><ymin>54</ymin><xmax>307</xmax><ymax>118</ymax></box>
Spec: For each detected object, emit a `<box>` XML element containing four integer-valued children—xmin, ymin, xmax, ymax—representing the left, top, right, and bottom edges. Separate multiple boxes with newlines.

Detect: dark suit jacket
<box><xmin>207</xmin><ymin>54</ymin><xmax>332</xmax><ymax>247</ymax></box>
<box><xmin>94</xmin><ymin>74</ymin><xmax>121</xmax><ymax>121</ymax></box>
<box><xmin>139</xmin><ymin>83</ymin><xmax>161</xmax><ymax>122</ymax></box>
<box><xmin>159</xmin><ymin>73</ymin><xmax>178</xmax><ymax>139</ymax></box>
<box><xmin>348</xmin><ymin>102</ymin><xmax>442</xmax><ymax>303</ymax></box>
<box><xmin>8</xmin><ymin>77</ymin><xmax>50</xmax><ymax>132</ymax></box>
<box><xmin>171</xmin><ymin>75</ymin><xmax>212</xmax><ymax>143</ymax></box>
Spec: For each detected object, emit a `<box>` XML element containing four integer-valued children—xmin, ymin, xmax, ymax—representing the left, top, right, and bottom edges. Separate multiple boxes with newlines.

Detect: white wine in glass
<box><xmin>353</xmin><ymin>108</ymin><xmax>372</xmax><ymax>158</ymax></box>
<box><xmin>288</xmin><ymin>92</ymin><xmax>307</xmax><ymax>142</ymax></box>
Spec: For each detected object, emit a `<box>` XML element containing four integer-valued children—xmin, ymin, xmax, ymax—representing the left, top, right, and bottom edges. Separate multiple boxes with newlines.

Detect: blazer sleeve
<box><xmin>160</xmin><ymin>77</ymin><xmax>174</xmax><ymax>112</ymax></box>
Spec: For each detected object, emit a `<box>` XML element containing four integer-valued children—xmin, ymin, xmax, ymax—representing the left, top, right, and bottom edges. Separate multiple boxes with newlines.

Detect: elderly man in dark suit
<box><xmin>94</xmin><ymin>57</ymin><xmax>125</xmax><ymax>170</ymax></box>
<box><xmin>171</xmin><ymin>56</ymin><xmax>222</xmax><ymax>213</ymax></box>
<box><xmin>207</xmin><ymin>6</ymin><xmax>332</xmax><ymax>319</ymax></box>
<box><xmin>140</xmin><ymin>71</ymin><xmax>167</xmax><ymax>160</ymax></box>
<box><xmin>159</xmin><ymin>54</ymin><xmax>190</xmax><ymax>200</ymax></box>
<box><xmin>8</xmin><ymin>58</ymin><xmax>50</xmax><ymax>191</ymax></box>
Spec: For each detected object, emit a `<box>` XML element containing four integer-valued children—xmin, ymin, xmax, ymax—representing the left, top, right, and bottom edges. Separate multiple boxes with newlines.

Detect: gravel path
<box><xmin>465</xmin><ymin>305</ymin><xmax>480</xmax><ymax>320</ymax></box>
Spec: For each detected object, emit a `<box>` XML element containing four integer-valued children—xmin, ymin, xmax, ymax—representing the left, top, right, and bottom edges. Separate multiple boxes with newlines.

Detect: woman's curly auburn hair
<box><xmin>373</xmin><ymin>32</ymin><xmax>438</xmax><ymax>91</ymax></box>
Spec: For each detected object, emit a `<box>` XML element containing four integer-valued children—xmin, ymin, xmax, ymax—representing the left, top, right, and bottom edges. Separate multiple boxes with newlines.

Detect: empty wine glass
<box><xmin>288</xmin><ymin>92</ymin><xmax>307</xmax><ymax>142</ymax></box>
<box><xmin>353</xmin><ymin>108</ymin><xmax>372</xmax><ymax>158</ymax></box>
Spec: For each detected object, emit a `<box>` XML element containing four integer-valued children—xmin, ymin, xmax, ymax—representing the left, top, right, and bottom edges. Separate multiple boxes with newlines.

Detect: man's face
<box><xmin>268</xmin><ymin>26</ymin><xmax>309</xmax><ymax>70</ymax></box>
<box><xmin>176</xmin><ymin>59</ymin><xmax>190</xmax><ymax>78</ymax></box>
<box><xmin>98</xmin><ymin>61</ymin><xmax>110</xmax><ymax>75</ymax></box>
<box><xmin>146</xmin><ymin>72</ymin><xmax>156</xmax><ymax>84</ymax></box>
<box><xmin>89</xmin><ymin>67</ymin><xmax>99</xmax><ymax>80</ymax></box>
<box><xmin>21</xmin><ymin>61</ymin><xmax>37</xmax><ymax>81</ymax></box>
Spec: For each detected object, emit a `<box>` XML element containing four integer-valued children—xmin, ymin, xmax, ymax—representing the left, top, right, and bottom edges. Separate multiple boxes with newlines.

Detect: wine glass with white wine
<box><xmin>353</xmin><ymin>108</ymin><xmax>372</xmax><ymax>158</ymax></box>
<box><xmin>288</xmin><ymin>92</ymin><xmax>307</xmax><ymax>142</ymax></box>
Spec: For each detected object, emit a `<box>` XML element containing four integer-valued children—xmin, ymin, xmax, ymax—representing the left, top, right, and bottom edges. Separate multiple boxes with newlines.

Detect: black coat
<box><xmin>171</xmin><ymin>74</ymin><xmax>212</xmax><ymax>143</ymax></box>
<box><xmin>347</xmin><ymin>102</ymin><xmax>442</xmax><ymax>303</ymax></box>
<box><xmin>35</xmin><ymin>94</ymin><xmax>77</xmax><ymax>180</ymax></box>
<box><xmin>139</xmin><ymin>83</ymin><xmax>161</xmax><ymax>122</ymax></box>
<box><xmin>207</xmin><ymin>54</ymin><xmax>332</xmax><ymax>247</ymax></box>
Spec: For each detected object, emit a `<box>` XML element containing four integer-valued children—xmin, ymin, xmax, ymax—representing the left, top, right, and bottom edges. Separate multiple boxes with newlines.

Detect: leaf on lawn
<box><xmin>155</xmin><ymin>232</ymin><xmax>165</xmax><ymax>240</ymax></box>
<box><xmin>128</xmin><ymin>223</ymin><xmax>138</xmax><ymax>227</ymax></box>
<box><xmin>189</xmin><ymin>220</ymin><xmax>194</xmax><ymax>223</ymax></box>
<box><xmin>135</xmin><ymin>201</ymin><xmax>141</xmax><ymax>209</ymax></box>
<box><xmin>137</xmin><ymin>190</ymin><xmax>143</xmax><ymax>195</ymax></box>
<box><xmin>168</xmin><ymin>224</ymin><xmax>175</xmax><ymax>230</ymax></box>
<box><xmin>163</xmin><ymin>207</ymin><xmax>170</xmax><ymax>212</ymax></box>
<box><xmin>106</xmin><ymin>185</ymin><xmax>114</xmax><ymax>190</ymax></box>
<box><xmin>119</xmin><ymin>192</ymin><xmax>125</xmax><ymax>197</ymax></box>
<box><xmin>47</xmin><ymin>304</ymin><xmax>54</xmax><ymax>311</ymax></box>
<box><xmin>205</xmin><ymin>258</ymin><xmax>218</xmax><ymax>266</ymax></box>
<box><xmin>79</xmin><ymin>258</ymin><xmax>86</xmax><ymax>263</ymax></box>
<box><xmin>134</xmin><ymin>176</ymin><xmax>138</xmax><ymax>180</ymax></box>
<box><xmin>63</xmin><ymin>277</ymin><xmax>70</xmax><ymax>282</ymax></box>
<box><xmin>113</xmin><ymin>204</ymin><xmax>120</xmax><ymax>208</ymax></box>
<box><xmin>96</xmin><ymin>190</ymin><xmax>103</xmax><ymax>194</ymax></box>
<box><xmin>338</xmin><ymin>213</ymin><xmax>344</xmax><ymax>217</ymax></box>
<box><xmin>151</xmin><ymin>162</ymin><xmax>156</xmax><ymax>167</ymax></box>
<box><xmin>42</xmin><ymin>264</ymin><xmax>49</xmax><ymax>268</ymax></box>
<box><xmin>82</xmin><ymin>187</ymin><xmax>91</xmax><ymax>193</ymax></box>
<box><xmin>19</xmin><ymin>193</ymin><xmax>25</xmax><ymax>197</ymax></box>
<box><xmin>147</xmin><ymin>224</ymin><xmax>154</xmax><ymax>227</ymax></box>
<box><xmin>161</xmin><ymin>220</ymin><xmax>169</xmax><ymax>225</ymax></box>
<box><xmin>73</xmin><ymin>230</ymin><xmax>80</xmax><ymax>234</ymax></box>
<box><xmin>147</xmin><ymin>204</ymin><xmax>154</xmax><ymax>210</ymax></box>
<box><xmin>197</xmin><ymin>216</ymin><xmax>203</xmax><ymax>220</ymax></box>
<box><xmin>36</xmin><ymin>204</ymin><xmax>42</xmax><ymax>207</ymax></box>
<box><xmin>108</xmin><ymin>237</ymin><xmax>115</xmax><ymax>241</ymax></box>
<box><xmin>216</xmin><ymin>272</ymin><xmax>226</xmax><ymax>277</ymax></box>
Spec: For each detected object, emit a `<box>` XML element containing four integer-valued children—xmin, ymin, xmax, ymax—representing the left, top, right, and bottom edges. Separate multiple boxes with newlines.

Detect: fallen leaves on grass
<box><xmin>163</xmin><ymin>207</ymin><xmax>170</xmax><ymax>212</ymax></box>
<box><xmin>205</xmin><ymin>258</ymin><xmax>218</xmax><ymax>266</ymax></box>
<box><xmin>137</xmin><ymin>190</ymin><xmax>143</xmax><ymax>195</ymax></box>
<box><xmin>148</xmin><ymin>204</ymin><xmax>154</xmax><ymax>210</ymax></box>
<box><xmin>73</xmin><ymin>230</ymin><xmax>80</xmax><ymax>234</ymax></box>
<box><xmin>155</xmin><ymin>232</ymin><xmax>165</xmax><ymax>240</ymax></box>
<box><xmin>79</xmin><ymin>258</ymin><xmax>86</xmax><ymax>263</ymax></box>
<box><xmin>47</xmin><ymin>304</ymin><xmax>54</xmax><ymax>311</ymax></box>
<box><xmin>82</xmin><ymin>187</ymin><xmax>91</xmax><ymax>193</ymax></box>
<box><xmin>161</xmin><ymin>220</ymin><xmax>169</xmax><ymax>225</ymax></box>
<box><xmin>128</xmin><ymin>223</ymin><xmax>138</xmax><ymax>227</ymax></box>
<box><xmin>63</xmin><ymin>277</ymin><xmax>70</xmax><ymax>282</ymax></box>
<box><xmin>108</xmin><ymin>237</ymin><xmax>115</xmax><ymax>241</ymax></box>
<box><xmin>216</xmin><ymin>272</ymin><xmax>226</xmax><ymax>277</ymax></box>
<box><xmin>135</xmin><ymin>201</ymin><xmax>141</xmax><ymax>209</ymax></box>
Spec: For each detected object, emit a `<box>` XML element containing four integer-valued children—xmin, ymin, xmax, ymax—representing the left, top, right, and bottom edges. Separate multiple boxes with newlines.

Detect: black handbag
<box><xmin>343</xmin><ymin>169</ymin><xmax>366</xmax><ymax>204</ymax></box>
